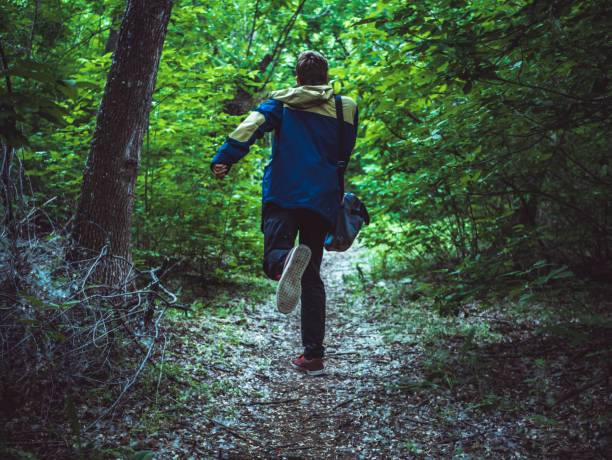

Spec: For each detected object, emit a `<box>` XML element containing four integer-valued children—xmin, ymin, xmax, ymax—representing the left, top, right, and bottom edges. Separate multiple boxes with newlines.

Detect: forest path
<box><xmin>163</xmin><ymin>248</ymin><xmax>426</xmax><ymax>458</ymax></box>
<box><xmin>148</xmin><ymin>247</ymin><xmax>607</xmax><ymax>459</ymax></box>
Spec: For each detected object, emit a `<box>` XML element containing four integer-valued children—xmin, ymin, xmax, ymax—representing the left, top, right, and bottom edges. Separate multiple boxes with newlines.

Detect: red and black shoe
<box><xmin>276</xmin><ymin>244</ymin><xmax>311</xmax><ymax>314</ymax></box>
<box><xmin>292</xmin><ymin>354</ymin><xmax>324</xmax><ymax>376</ymax></box>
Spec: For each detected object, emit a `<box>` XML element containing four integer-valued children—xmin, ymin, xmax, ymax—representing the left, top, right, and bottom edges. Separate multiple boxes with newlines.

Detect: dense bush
<box><xmin>340</xmin><ymin>0</ymin><xmax>611</xmax><ymax>310</ymax></box>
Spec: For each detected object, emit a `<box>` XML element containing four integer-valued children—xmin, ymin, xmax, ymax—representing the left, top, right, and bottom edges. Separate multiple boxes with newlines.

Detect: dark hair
<box><xmin>296</xmin><ymin>51</ymin><xmax>328</xmax><ymax>85</ymax></box>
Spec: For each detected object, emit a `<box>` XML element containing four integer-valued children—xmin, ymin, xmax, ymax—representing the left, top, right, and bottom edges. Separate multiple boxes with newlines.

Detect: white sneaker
<box><xmin>276</xmin><ymin>244</ymin><xmax>311</xmax><ymax>314</ymax></box>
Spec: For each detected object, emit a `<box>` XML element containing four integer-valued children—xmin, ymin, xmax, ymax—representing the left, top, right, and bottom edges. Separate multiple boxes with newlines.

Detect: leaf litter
<box><xmin>139</xmin><ymin>247</ymin><xmax>610</xmax><ymax>459</ymax></box>
<box><xmin>8</xmin><ymin>247</ymin><xmax>609</xmax><ymax>458</ymax></box>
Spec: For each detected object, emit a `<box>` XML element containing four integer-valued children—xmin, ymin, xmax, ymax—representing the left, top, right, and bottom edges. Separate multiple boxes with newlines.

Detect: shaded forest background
<box><xmin>0</xmin><ymin>0</ymin><xmax>610</xmax><ymax>457</ymax></box>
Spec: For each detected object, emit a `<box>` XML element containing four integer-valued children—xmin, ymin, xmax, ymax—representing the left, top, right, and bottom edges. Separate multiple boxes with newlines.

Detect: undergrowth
<box><xmin>344</xmin><ymin>248</ymin><xmax>612</xmax><ymax>416</ymax></box>
<box><xmin>0</xmin><ymin>217</ymin><xmax>271</xmax><ymax>459</ymax></box>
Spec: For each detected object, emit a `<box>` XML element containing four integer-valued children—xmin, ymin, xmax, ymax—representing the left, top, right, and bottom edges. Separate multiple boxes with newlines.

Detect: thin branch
<box><xmin>155</xmin><ymin>333</ymin><xmax>168</xmax><ymax>405</ymax></box>
<box><xmin>261</xmin><ymin>0</ymin><xmax>307</xmax><ymax>89</ymax></box>
<box><xmin>84</xmin><ymin>304</ymin><xmax>168</xmax><ymax>432</ymax></box>
<box><xmin>26</xmin><ymin>1</ymin><xmax>40</xmax><ymax>59</ymax></box>
<box><xmin>168</xmin><ymin>396</ymin><xmax>266</xmax><ymax>447</ymax></box>
<box><xmin>81</xmin><ymin>244</ymin><xmax>109</xmax><ymax>295</ymax></box>
<box><xmin>332</xmin><ymin>398</ymin><xmax>356</xmax><ymax>410</ymax></box>
<box><xmin>334</xmin><ymin>33</ymin><xmax>350</xmax><ymax>58</ymax></box>
<box><xmin>548</xmin><ymin>373</ymin><xmax>609</xmax><ymax>408</ymax></box>
<box><xmin>489</xmin><ymin>75</ymin><xmax>593</xmax><ymax>103</ymax></box>
<box><xmin>557</xmin><ymin>145</ymin><xmax>612</xmax><ymax>187</ymax></box>
<box><xmin>245</xmin><ymin>0</ymin><xmax>261</xmax><ymax>59</ymax></box>
<box><xmin>0</xmin><ymin>37</ymin><xmax>13</xmax><ymax>93</ymax></box>
<box><xmin>57</xmin><ymin>26</ymin><xmax>112</xmax><ymax>62</ymax></box>
<box><xmin>240</xmin><ymin>397</ymin><xmax>300</xmax><ymax>406</ymax></box>
<box><xmin>150</xmin><ymin>266</ymin><xmax>177</xmax><ymax>304</ymax></box>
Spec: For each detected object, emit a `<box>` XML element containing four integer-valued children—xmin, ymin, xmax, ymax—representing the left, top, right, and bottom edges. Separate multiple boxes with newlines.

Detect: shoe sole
<box><xmin>291</xmin><ymin>362</ymin><xmax>325</xmax><ymax>376</ymax></box>
<box><xmin>276</xmin><ymin>245</ymin><xmax>311</xmax><ymax>314</ymax></box>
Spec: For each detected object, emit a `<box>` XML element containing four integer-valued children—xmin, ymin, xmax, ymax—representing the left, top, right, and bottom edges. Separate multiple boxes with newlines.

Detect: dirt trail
<box><xmin>162</xmin><ymin>248</ymin><xmax>425</xmax><ymax>458</ymax></box>
<box><xmin>156</xmin><ymin>248</ymin><xmax>610</xmax><ymax>459</ymax></box>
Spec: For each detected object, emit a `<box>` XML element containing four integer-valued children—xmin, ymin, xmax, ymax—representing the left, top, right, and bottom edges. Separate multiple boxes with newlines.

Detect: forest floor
<box><xmin>4</xmin><ymin>248</ymin><xmax>610</xmax><ymax>459</ymax></box>
<box><xmin>101</xmin><ymin>247</ymin><xmax>610</xmax><ymax>459</ymax></box>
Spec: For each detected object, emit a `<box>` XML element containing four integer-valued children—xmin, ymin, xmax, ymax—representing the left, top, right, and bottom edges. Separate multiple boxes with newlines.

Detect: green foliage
<box><xmin>3</xmin><ymin>0</ymin><xmax>609</xmax><ymax>308</ymax></box>
<box><xmin>4</xmin><ymin>0</ymin><xmax>368</xmax><ymax>284</ymax></box>
<box><xmin>334</xmin><ymin>0</ymin><xmax>612</xmax><ymax>310</ymax></box>
<box><xmin>0</xmin><ymin>1</ymin><xmax>84</xmax><ymax>146</ymax></box>
<box><xmin>129</xmin><ymin>452</ymin><xmax>155</xmax><ymax>460</ymax></box>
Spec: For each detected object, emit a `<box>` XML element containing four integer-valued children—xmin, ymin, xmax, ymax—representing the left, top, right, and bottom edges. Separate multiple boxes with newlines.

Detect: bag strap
<box><xmin>334</xmin><ymin>95</ymin><xmax>346</xmax><ymax>196</ymax></box>
<box><xmin>275</xmin><ymin>101</ymin><xmax>284</xmax><ymax>138</ymax></box>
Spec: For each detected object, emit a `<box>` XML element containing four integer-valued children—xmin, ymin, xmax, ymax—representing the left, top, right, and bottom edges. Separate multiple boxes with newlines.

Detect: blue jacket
<box><xmin>211</xmin><ymin>85</ymin><xmax>358</xmax><ymax>224</ymax></box>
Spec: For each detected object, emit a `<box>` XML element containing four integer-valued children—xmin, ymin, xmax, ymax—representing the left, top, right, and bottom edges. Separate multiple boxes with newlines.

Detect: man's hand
<box><xmin>212</xmin><ymin>163</ymin><xmax>229</xmax><ymax>179</ymax></box>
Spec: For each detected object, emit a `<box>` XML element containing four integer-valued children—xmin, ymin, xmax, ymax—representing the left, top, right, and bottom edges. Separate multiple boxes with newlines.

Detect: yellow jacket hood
<box><xmin>269</xmin><ymin>85</ymin><xmax>334</xmax><ymax>109</ymax></box>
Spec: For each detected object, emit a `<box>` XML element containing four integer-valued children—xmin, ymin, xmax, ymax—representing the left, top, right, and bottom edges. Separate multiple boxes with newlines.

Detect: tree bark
<box><xmin>1</xmin><ymin>142</ymin><xmax>15</xmax><ymax>237</ymax></box>
<box><xmin>0</xmin><ymin>37</ymin><xmax>16</xmax><ymax>240</ymax></box>
<box><xmin>68</xmin><ymin>0</ymin><xmax>173</xmax><ymax>288</ymax></box>
<box><xmin>104</xmin><ymin>14</ymin><xmax>123</xmax><ymax>54</ymax></box>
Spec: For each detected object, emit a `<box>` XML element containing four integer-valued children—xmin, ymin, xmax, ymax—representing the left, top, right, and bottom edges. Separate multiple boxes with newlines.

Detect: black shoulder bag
<box><xmin>324</xmin><ymin>95</ymin><xmax>370</xmax><ymax>252</ymax></box>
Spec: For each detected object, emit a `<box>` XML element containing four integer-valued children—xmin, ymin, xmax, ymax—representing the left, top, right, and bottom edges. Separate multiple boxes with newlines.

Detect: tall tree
<box><xmin>68</xmin><ymin>0</ymin><xmax>174</xmax><ymax>287</ymax></box>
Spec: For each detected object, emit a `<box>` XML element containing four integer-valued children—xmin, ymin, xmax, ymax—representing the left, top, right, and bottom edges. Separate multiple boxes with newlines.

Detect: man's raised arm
<box><xmin>210</xmin><ymin>99</ymin><xmax>283</xmax><ymax>178</ymax></box>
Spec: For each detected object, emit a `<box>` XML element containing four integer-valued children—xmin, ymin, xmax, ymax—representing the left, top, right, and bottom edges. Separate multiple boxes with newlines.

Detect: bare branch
<box><xmin>246</xmin><ymin>0</ymin><xmax>261</xmax><ymax>59</ymax></box>
<box><xmin>261</xmin><ymin>0</ymin><xmax>307</xmax><ymax>90</ymax></box>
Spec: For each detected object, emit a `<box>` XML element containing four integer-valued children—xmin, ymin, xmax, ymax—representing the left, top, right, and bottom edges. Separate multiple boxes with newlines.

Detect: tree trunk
<box><xmin>104</xmin><ymin>14</ymin><xmax>122</xmax><ymax>54</ymax></box>
<box><xmin>68</xmin><ymin>0</ymin><xmax>173</xmax><ymax>288</ymax></box>
<box><xmin>0</xmin><ymin>37</ymin><xmax>16</xmax><ymax>241</ymax></box>
<box><xmin>1</xmin><ymin>142</ymin><xmax>15</xmax><ymax>239</ymax></box>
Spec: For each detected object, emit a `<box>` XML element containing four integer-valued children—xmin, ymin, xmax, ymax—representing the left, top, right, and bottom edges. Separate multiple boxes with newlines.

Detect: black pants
<box><xmin>262</xmin><ymin>203</ymin><xmax>330</xmax><ymax>359</ymax></box>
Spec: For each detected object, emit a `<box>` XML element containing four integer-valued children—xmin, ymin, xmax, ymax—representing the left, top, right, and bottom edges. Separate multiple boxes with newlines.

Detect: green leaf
<box><xmin>130</xmin><ymin>451</ymin><xmax>155</xmax><ymax>460</ymax></box>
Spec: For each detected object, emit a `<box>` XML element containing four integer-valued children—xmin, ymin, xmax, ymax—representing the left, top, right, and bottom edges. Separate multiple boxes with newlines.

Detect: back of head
<box><xmin>296</xmin><ymin>51</ymin><xmax>328</xmax><ymax>86</ymax></box>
